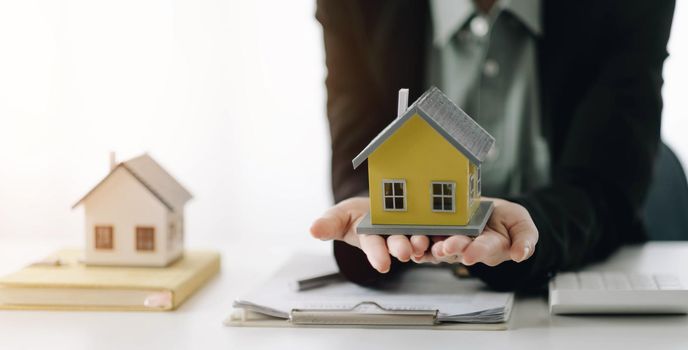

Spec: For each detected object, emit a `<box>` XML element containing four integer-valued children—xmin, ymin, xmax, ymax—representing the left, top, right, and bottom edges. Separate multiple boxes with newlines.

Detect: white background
<box><xmin>0</xmin><ymin>0</ymin><xmax>687</xmax><ymax>252</ymax></box>
<box><xmin>0</xmin><ymin>0</ymin><xmax>330</xmax><ymax>253</ymax></box>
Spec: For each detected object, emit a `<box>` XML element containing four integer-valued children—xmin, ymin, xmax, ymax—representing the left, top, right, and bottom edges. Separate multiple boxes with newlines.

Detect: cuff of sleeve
<box><xmin>467</xmin><ymin>196</ymin><xmax>554</xmax><ymax>292</ymax></box>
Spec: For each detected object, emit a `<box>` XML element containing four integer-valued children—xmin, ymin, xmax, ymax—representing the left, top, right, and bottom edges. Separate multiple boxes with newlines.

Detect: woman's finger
<box><xmin>359</xmin><ymin>234</ymin><xmax>392</xmax><ymax>273</ymax></box>
<box><xmin>309</xmin><ymin>205</ymin><xmax>349</xmax><ymax>241</ymax></box>
<box><xmin>310</xmin><ymin>197</ymin><xmax>370</xmax><ymax>247</ymax></box>
<box><xmin>431</xmin><ymin>239</ymin><xmax>446</xmax><ymax>257</ymax></box>
<box><xmin>507</xmin><ymin>219</ymin><xmax>539</xmax><ymax>262</ymax></box>
<box><xmin>462</xmin><ymin>230</ymin><xmax>510</xmax><ymax>266</ymax></box>
<box><xmin>387</xmin><ymin>235</ymin><xmax>412</xmax><ymax>262</ymax></box>
<box><xmin>412</xmin><ymin>251</ymin><xmax>441</xmax><ymax>264</ymax></box>
<box><xmin>414</xmin><ymin>251</ymin><xmax>461</xmax><ymax>264</ymax></box>
<box><xmin>442</xmin><ymin>235</ymin><xmax>473</xmax><ymax>256</ymax></box>
<box><xmin>410</xmin><ymin>235</ymin><xmax>429</xmax><ymax>257</ymax></box>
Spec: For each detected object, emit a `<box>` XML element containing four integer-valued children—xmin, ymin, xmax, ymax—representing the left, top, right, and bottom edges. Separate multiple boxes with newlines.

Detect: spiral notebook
<box><xmin>227</xmin><ymin>254</ymin><xmax>513</xmax><ymax>330</ymax></box>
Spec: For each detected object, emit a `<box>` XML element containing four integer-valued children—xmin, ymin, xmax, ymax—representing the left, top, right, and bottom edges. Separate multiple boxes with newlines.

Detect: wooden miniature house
<box><xmin>73</xmin><ymin>153</ymin><xmax>192</xmax><ymax>267</ymax></box>
<box><xmin>353</xmin><ymin>87</ymin><xmax>494</xmax><ymax>229</ymax></box>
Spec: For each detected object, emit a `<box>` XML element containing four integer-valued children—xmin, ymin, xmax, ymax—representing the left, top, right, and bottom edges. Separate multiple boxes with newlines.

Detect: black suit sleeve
<box><xmin>317</xmin><ymin>0</ymin><xmax>408</xmax><ymax>284</ymax></box>
<box><xmin>468</xmin><ymin>0</ymin><xmax>675</xmax><ymax>290</ymax></box>
<box><xmin>316</xmin><ymin>0</ymin><xmax>390</xmax><ymax>202</ymax></box>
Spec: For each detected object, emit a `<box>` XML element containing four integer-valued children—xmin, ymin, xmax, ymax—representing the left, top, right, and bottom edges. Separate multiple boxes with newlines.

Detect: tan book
<box><xmin>0</xmin><ymin>249</ymin><xmax>220</xmax><ymax>311</ymax></box>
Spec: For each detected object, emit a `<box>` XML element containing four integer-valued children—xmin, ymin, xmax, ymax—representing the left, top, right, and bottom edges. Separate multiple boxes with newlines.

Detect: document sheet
<box><xmin>233</xmin><ymin>254</ymin><xmax>513</xmax><ymax>323</ymax></box>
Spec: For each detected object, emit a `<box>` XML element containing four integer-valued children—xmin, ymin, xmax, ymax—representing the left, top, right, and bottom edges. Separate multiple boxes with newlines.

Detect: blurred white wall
<box><xmin>0</xmin><ymin>1</ymin><xmax>687</xmax><ymax>250</ymax></box>
<box><xmin>0</xmin><ymin>0</ymin><xmax>331</xmax><ymax>250</ymax></box>
<box><xmin>662</xmin><ymin>1</ymin><xmax>688</xmax><ymax>165</ymax></box>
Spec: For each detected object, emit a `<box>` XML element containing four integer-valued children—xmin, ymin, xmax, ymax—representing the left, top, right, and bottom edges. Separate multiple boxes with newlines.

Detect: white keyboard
<box><xmin>549</xmin><ymin>272</ymin><xmax>688</xmax><ymax>314</ymax></box>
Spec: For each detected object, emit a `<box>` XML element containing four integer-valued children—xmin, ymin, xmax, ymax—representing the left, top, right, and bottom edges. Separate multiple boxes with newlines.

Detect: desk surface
<box><xmin>0</xmin><ymin>241</ymin><xmax>687</xmax><ymax>350</ymax></box>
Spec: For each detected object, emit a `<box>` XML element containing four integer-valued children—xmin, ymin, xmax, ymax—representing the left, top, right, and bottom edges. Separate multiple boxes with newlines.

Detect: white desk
<box><xmin>0</xmin><ymin>241</ymin><xmax>687</xmax><ymax>350</ymax></box>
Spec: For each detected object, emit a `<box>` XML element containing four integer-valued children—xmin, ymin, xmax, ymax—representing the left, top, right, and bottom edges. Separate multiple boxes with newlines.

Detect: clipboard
<box><xmin>225</xmin><ymin>301</ymin><xmax>509</xmax><ymax>331</ymax></box>
<box><xmin>227</xmin><ymin>254</ymin><xmax>513</xmax><ymax>330</ymax></box>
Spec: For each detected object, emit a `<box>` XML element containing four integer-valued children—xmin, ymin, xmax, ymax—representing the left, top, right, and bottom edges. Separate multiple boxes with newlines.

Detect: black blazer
<box><xmin>317</xmin><ymin>0</ymin><xmax>675</xmax><ymax>290</ymax></box>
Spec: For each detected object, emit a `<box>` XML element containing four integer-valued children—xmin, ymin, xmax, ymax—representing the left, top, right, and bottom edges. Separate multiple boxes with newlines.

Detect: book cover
<box><xmin>0</xmin><ymin>249</ymin><xmax>220</xmax><ymax>311</ymax></box>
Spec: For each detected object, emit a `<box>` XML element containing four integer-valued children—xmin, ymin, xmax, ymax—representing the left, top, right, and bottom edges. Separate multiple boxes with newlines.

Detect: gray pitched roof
<box><xmin>352</xmin><ymin>87</ymin><xmax>495</xmax><ymax>169</ymax></box>
<box><xmin>73</xmin><ymin>154</ymin><xmax>193</xmax><ymax>211</ymax></box>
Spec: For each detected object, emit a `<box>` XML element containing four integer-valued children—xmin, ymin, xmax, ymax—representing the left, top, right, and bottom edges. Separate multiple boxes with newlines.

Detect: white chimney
<box><xmin>109</xmin><ymin>151</ymin><xmax>116</xmax><ymax>170</ymax></box>
<box><xmin>397</xmin><ymin>88</ymin><xmax>409</xmax><ymax>118</ymax></box>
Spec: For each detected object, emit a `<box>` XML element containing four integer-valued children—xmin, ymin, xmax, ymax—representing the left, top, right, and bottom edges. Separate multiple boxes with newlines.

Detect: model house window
<box><xmin>94</xmin><ymin>226</ymin><xmax>113</xmax><ymax>250</ymax></box>
<box><xmin>168</xmin><ymin>221</ymin><xmax>176</xmax><ymax>249</ymax></box>
<box><xmin>180</xmin><ymin>216</ymin><xmax>185</xmax><ymax>243</ymax></box>
<box><xmin>382</xmin><ymin>179</ymin><xmax>406</xmax><ymax>211</ymax></box>
<box><xmin>432</xmin><ymin>182</ymin><xmax>455</xmax><ymax>212</ymax></box>
<box><xmin>136</xmin><ymin>227</ymin><xmax>155</xmax><ymax>251</ymax></box>
<box><xmin>469</xmin><ymin>174</ymin><xmax>476</xmax><ymax>207</ymax></box>
<box><xmin>477</xmin><ymin>166</ymin><xmax>481</xmax><ymax>196</ymax></box>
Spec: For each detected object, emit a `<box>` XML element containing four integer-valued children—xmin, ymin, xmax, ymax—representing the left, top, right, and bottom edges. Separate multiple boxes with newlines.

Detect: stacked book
<box><xmin>0</xmin><ymin>249</ymin><xmax>220</xmax><ymax>311</ymax></box>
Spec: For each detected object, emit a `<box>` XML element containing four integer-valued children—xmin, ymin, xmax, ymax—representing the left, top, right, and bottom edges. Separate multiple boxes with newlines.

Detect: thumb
<box><xmin>310</xmin><ymin>198</ymin><xmax>368</xmax><ymax>242</ymax></box>
<box><xmin>508</xmin><ymin>218</ymin><xmax>538</xmax><ymax>262</ymax></box>
<box><xmin>310</xmin><ymin>207</ymin><xmax>349</xmax><ymax>241</ymax></box>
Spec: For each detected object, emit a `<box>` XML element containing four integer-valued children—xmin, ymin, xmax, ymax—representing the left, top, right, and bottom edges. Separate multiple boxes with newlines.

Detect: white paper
<box><xmin>233</xmin><ymin>254</ymin><xmax>513</xmax><ymax>323</ymax></box>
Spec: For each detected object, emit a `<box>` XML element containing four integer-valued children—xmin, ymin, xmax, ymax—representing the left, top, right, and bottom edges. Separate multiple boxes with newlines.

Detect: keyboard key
<box><xmin>628</xmin><ymin>274</ymin><xmax>658</xmax><ymax>290</ymax></box>
<box><xmin>655</xmin><ymin>274</ymin><xmax>683</xmax><ymax>290</ymax></box>
<box><xmin>578</xmin><ymin>272</ymin><xmax>604</xmax><ymax>290</ymax></box>
<box><xmin>554</xmin><ymin>273</ymin><xmax>579</xmax><ymax>290</ymax></box>
<box><xmin>550</xmin><ymin>271</ymin><xmax>688</xmax><ymax>315</ymax></box>
<box><xmin>602</xmin><ymin>273</ymin><xmax>631</xmax><ymax>290</ymax></box>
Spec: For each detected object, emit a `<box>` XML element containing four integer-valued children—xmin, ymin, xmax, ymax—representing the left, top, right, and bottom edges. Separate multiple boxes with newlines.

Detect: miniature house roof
<box><xmin>352</xmin><ymin>86</ymin><xmax>495</xmax><ymax>169</ymax></box>
<box><xmin>73</xmin><ymin>154</ymin><xmax>193</xmax><ymax>211</ymax></box>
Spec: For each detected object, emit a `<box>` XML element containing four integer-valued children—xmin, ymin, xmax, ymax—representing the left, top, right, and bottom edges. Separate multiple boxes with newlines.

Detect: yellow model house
<box><xmin>353</xmin><ymin>87</ymin><xmax>495</xmax><ymax>236</ymax></box>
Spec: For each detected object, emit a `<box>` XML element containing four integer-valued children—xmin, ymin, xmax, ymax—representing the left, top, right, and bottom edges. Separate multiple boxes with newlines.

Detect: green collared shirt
<box><xmin>427</xmin><ymin>0</ymin><xmax>550</xmax><ymax>197</ymax></box>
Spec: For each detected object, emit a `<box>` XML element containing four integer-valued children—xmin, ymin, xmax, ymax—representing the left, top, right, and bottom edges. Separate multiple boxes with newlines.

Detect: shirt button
<box><xmin>469</xmin><ymin>16</ymin><xmax>489</xmax><ymax>38</ymax></box>
<box><xmin>483</xmin><ymin>59</ymin><xmax>500</xmax><ymax>77</ymax></box>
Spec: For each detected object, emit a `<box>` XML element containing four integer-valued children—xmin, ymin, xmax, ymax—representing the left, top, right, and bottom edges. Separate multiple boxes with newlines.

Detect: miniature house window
<box><xmin>94</xmin><ymin>226</ymin><xmax>113</xmax><ymax>250</ymax></box>
<box><xmin>180</xmin><ymin>216</ymin><xmax>185</xmax><ymax>243</ymax></box>
<box><xmin>432</xmin><ymin>182</ymin><xmax>455</xmax><ymax>212</ymax></box>
<box><xmin>136</xmin><ymin>227</ymin><xmax>155</xmax><ymax>251</ymax></box>
<box><xmin>167</xmin><ymin>221</ymin><xmax>176</xmax><ymax>250</ymax></box>
<box><xmin>469</xmin><ymin>173</ymin><xmax>476</xmax><ymax>207</ymax></box>
<box><xmin>477</xmin><ymin>166</ymin><xmax>482</xmax><ymax>196</ymax></box>
<box><xmin>382</xmin><ymin>179</ymin><xmax>407</xmax><ymax>211</ymax></box>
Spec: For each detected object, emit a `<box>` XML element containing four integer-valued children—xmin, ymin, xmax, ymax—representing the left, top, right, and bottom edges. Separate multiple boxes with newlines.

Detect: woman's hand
<box><xmin>309</xmin><ymin>197</ymin><xmax>538</xmax><ymax>273</ymax></box>
<box><xmin>425</xmin><ymin>198</ymin><xmax>538</xmax><ymax>266</ymax></box>
<box><xmin>309</xmin><ymin>197</ymin><xmax>431</xmax><ymax>273</ymax></box>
